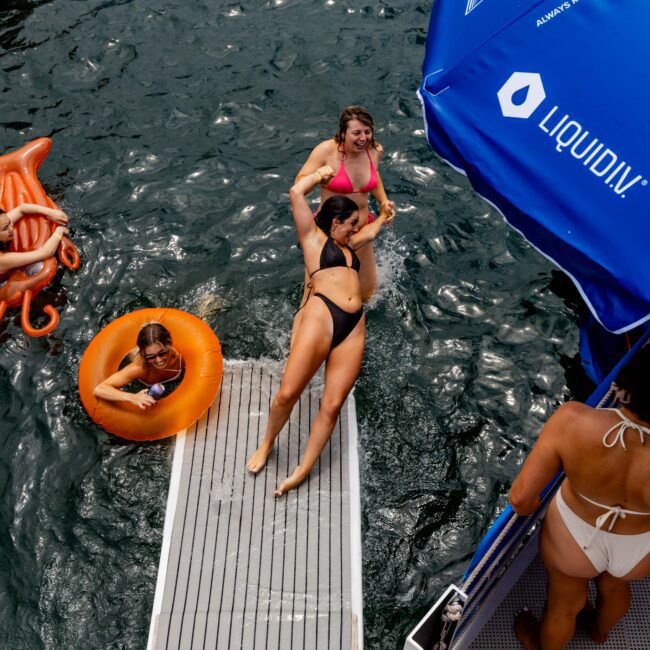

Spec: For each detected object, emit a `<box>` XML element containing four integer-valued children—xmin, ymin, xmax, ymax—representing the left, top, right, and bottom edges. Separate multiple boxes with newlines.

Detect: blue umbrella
<box><xmin>419</xmin><ymin>0</ymin><xmax>650</xmax><ymax>333</ymax></box>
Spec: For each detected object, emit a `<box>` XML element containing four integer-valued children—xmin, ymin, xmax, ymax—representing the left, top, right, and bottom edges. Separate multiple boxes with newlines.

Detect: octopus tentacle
<box><xmin>20</xmin><ymin>289</ymin><xmax>60</xmax><ymax>337</ymax></box>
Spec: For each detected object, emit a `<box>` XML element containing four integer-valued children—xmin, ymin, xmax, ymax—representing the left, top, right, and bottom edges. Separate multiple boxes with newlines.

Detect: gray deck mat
<box><xmin>149</xmin><ymin>360</ymin><xmax>357</xmax><ymax>650</ymax></box>
<box><xmin>468</xmin><ymin>555</ymin><xmax>650</xmax><ymax>649</ymax></box>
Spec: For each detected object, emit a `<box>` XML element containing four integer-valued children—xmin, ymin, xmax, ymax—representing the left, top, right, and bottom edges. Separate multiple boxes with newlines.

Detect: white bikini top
<box><xmin>578</xmin><ymin>408</ymin><xmax>650</xmax><ymax>538</ymax></box>
<box><xmin>600</xmin><ymin>407</ymin><xmax>650</xmax><ymax>450</ymax></box>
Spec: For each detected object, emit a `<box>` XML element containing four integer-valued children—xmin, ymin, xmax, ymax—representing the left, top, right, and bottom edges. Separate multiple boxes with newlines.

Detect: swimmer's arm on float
<box><xmin>0</xmin><ymin>226</ymin><xmax>68</xmax><ymax>274</ymax></box>
<box><xmin>349</xmin><ymin>200</ymin><xmax>395</xmax><ymax>250</ymax></box>
<box><xmin>93</xmin><ymin>364</ymin><xmax>156</xmax><ymax>410</ymax></box>
<box><xmin>289</xmin><ymin>165</ymin><xmax>335</xmax><ymax>243</ymax></box>
<box><xmin>6</xmin><ymin>204</ymin><xmax>69</xmax><ymax>225</ymax></box>
<box><xmin>509</xmin><ymin>404</ymin><xmax>569</xmax><ymax>516</ymax></box>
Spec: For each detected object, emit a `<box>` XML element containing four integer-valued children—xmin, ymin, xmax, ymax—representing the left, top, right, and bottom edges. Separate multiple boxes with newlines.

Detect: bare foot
<box><xmin>274</xmin><ymin>467</ymin><xmax>306</xmax><ymax>497</ymax></box>
<box><xmin>246</xmin><ymin>442</ymin><xmax>273</xmax><ymax>474</ymax></box>
<box><xmin>577</xmin><ymin>601</ymin><xmax>608</xmax><ymax>644</ymax></box>
<box><xmin>514</xmin><ymin>608</ymin><xmax>541</xmax><ymax>650</ymax></box>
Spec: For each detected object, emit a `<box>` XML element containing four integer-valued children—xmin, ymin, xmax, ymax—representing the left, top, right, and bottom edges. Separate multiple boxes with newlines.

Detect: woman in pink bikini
<box><xmin>296</xmin><ymin>106</ymin><xmax>395</xmax><ymax>303</ymax></box>
<box><xmin>510</xmin><ymin>344</ymin><xmax>650</xmax><ymax>649</ymax></box>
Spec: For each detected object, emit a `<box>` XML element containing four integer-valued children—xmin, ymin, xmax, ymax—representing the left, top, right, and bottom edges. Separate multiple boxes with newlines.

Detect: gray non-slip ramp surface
<box><xmin>468</xmin><ymin>555</ymin><xmax>650</xmax><ymax>649</ymax></box>
<box><xmin>149</xmin><ymin>360</ymin><xmax>361</xmax><ymax>650</ymax></box>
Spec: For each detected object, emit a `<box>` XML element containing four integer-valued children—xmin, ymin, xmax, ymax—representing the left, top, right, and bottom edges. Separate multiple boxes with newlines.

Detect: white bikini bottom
<box><xmin>555</xmin><ymin>488</ymin><xmax>650</xmax><ymax>578</ymax></box>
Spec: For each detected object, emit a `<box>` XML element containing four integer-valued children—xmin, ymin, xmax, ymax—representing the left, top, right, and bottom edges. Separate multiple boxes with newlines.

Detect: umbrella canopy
<box><xmin>419</xmin><ymin>0</ymin><xmax>650</xmax><ymax>333</ymax></box>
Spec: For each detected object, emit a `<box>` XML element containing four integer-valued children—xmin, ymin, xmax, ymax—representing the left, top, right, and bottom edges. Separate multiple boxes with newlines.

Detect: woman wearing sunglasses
<box><xmin>93</xmin><ymin>322</ymin><xmax>184</xmax><ymax>410</ymax></box>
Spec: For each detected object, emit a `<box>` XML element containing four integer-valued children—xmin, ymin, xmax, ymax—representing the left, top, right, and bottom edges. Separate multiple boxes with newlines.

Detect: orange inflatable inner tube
<box><xmin>78</xmin><ymin>308</ymin><xmax>223</xmax><ymax>441</ymax></box>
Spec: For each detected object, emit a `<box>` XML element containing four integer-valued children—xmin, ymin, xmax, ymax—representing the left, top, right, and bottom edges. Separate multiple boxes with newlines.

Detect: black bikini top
<box><xmin>310</xmin><ymin>237</ymin><xmax>361</xmax><ymax>279</ymax></box>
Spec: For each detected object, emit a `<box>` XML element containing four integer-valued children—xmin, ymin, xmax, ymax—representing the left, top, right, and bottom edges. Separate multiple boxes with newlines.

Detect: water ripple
<box><xmin>0</xmin><ymin>2</ymin><xmax>583</xmax><ymax>649</ymax></box>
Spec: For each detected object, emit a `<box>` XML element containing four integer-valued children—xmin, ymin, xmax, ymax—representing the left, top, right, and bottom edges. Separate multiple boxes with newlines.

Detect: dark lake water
<box><xmin>0</xmin><ymin>1</ymin><xmax>583</xmax><ymax>647</ymax></box>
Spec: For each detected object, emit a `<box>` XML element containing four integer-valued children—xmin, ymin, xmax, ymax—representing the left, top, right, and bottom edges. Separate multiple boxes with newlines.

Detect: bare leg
<box><xmin>247</xmin><ymin>299</ymin><xmax>331</xmax><ymax>473</ymax></box>
<box><xmin>514</xmin><ymin>565</ymin><xmax>589</xmax><ymax>650</ymax></box>
<box><xmin>275</xmin><ymin>315</ymin><xmax>365</xmax><ymax>496</ymax></box>
<box><xmin>581</xmin><ymin>573</ymin><xmax>630</xmax><ymax>643</ymax></box>
<box><xmin>539</xmin><ymin>565</ymin><xmax>589</xmax><ymax>649</ymax></box>
<box><xmin>515</xmin><ymin>498</ymin><xmax>593</xmax><ymax>649</ymax></box>
<box><xmin>356</xmin><ymin>243</ymin><xmax>376</xmax><ymax>303</ymax></box>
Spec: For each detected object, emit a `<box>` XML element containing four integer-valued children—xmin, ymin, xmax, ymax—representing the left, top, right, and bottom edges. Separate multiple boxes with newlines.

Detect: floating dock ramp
<box><xmin>148</xmin><ymin>360</ymin><xmax>364</xmax><ymax>649</ymax></box>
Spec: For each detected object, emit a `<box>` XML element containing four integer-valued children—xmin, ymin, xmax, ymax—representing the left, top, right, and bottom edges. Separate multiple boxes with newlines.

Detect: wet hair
<box><xmin>615</xmin><ymin>344</ymin><xmax>650</xmax><ymax>422</ymax></box>
<box><xmin>333</xmin><ymin>106</ymin><xmax>377</xmax><ymax>150</ymax></box>
<box><xmin>314</xmin><ymin>196</ymin><xmax>359</xmax><ymax>235</ymax></box>
<box><xmin>137</xmin><ymin>322</ymin><xmax>172</xmax><ymax>358</ymax></box>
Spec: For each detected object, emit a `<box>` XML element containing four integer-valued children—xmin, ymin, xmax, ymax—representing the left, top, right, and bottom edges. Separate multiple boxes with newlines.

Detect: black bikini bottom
<box><xmin>315</xmin><ymin>292</ymin><xmax>363</xmax><ymax>351</ymax></box>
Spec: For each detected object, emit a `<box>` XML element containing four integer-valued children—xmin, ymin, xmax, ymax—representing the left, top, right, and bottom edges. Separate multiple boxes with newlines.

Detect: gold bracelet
<box><xmin>313</xmin><ymin>171</ymin><xmax>322</xmax><ymax>184</ymax></box>
<box><xmin>53</xmin><ymin>232</ymin><xmax>63</xmax><ymax>241</ymax></box>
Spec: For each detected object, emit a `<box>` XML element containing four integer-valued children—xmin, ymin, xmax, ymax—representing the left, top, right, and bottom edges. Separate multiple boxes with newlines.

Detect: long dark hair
<box><xmin>616</xmin><ymin>344</ymin><xmax>650</xmax><ymax>422</ymax></box>
<box><xmin>333</xmin><ymin>106</ymin><xmax>378</xmax><ymax>151</ymax></box>
<box><xmin>315</xmin><ymin>196</ymin><xmax>359</xmax><ymax>235</ymax></box>
<box><xmin>137</xmin><ymin>322</ymin><xmax>172</xmax><ymax>358</ymax></box>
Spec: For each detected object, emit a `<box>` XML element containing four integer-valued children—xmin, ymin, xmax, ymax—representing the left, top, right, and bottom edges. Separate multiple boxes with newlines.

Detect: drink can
<box><xmin>147</xmin><ymin>383</ymin><xmax>165</xmax><ymax>398</ymax></box>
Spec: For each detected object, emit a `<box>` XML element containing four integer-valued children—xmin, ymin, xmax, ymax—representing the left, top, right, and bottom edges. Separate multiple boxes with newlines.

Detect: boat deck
<box><xmin>468</xmin><ymin>554</ymin><xmax>650</xmax><ymax>649</ymax></box>
<box><xmin>147</xmin><ymin>360</ymin><xmax>363</xmax><ymax>650</ymax></box>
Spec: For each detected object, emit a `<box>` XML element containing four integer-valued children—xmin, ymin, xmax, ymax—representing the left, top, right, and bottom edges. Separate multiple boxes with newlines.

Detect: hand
<box><xmin>130</xmin><ymin>390</ymin><xmax>156</xmax><ymax>410</ymax></box>
<box><xmin>315</xmin><ymin>165</ymin><xmax>335</xmax><ymax>183</ymax></box>
<box><xmin>49</xmin><ymin>210</ymin><xmax>69</xmax><ymax>225</ymax></box>
<box><xmin>44</xmin><ymin>226</ymin><xmax>69</xmax><ymax>254</ymax></box>
<box><xmin>380</xmin><ymin>200</ymin><xmax>396</xmax><ymax>223</ymax></box>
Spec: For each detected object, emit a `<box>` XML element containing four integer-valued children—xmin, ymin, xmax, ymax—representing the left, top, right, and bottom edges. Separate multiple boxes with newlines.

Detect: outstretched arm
<box><xmin>289</xmin><ymin>165</ymin><xmax>335</xmax><ymax>243</ymax></box>
<box><xmin>0</xmin><ymin>226</ymin><xmax>68</xmax><ymax>274</ymax></box>
<box><xmin>371</xmin><ymin>173</ymin><xmax>396</xmax><ymax>220</ymax></box>
<box><xmin>369</xmin><ymin>145</ymin><xmax>395</xmax><ymax>215</ymax></box>
<box><xmin>93</xmin><ymin>363</ymin><xmax>156</xmax><ymax>410</ymax></box>
<box><xmin>349</xmin><ymin>201</ymin><xmax>395</xmax><ymax>250</ymax></box>
<box><xmin>6</xmin><ymin>204</ymin><xmax>69</xmax><ymax>225</ymax></box>
<box><xmin>509</xmin><ymin>404</ymin><xmax>570</xmax><ymax>515</ymax></box>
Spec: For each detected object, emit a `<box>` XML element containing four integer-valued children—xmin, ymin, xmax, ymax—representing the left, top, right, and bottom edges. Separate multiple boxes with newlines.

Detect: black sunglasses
<box><xmin>143</xmin><ymin>348</ymin><xmax>169</xmax><ymax>362</ymax></box>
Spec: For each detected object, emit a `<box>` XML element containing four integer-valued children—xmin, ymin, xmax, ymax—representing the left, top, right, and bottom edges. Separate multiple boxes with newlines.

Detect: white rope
<box><xmin>442</xmin><ymin>601</ymin><xmax>464</xmax><ymax>622</ymax></box>
<box><xmin>595</xmin><ymin>382</ymin><xmax>616</xmax><ymax>408</ymax></box>
<box><xmin>461</xmin><ymin>513</ymin><xmax>518</xmax><ymax>594</ymax></box>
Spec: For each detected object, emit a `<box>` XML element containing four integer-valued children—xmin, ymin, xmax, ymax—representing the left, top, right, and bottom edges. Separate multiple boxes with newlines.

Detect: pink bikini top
<box><xmin>324</xmin><ymin>149</ymin><xmax>378</xmax><ymax>194</ymax></box>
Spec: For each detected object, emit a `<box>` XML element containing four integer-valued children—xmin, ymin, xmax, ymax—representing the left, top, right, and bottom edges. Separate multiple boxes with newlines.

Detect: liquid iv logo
<box><xmin>497</xmin><ymin>72</ymin><xmax>646</xmax><ymax>198</ymax></box>
<box><xmin>497</xmin><ymin>72</ymin><xmax>546</xmax><ymax>119</ymax></box>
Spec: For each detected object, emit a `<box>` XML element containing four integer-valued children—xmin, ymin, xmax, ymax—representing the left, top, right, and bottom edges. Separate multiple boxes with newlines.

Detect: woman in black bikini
<box><xmin>94</xmin><ymin>322</ymin><xmax>184</xmax><ymax>410</ymax></box>
<box><xmin>247</xmin><ymin>165</ymin><xmax>394</xmax><ymax>496</ymax></box>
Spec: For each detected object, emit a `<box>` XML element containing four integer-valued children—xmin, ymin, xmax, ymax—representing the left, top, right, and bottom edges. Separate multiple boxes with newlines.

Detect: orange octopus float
<box><xmin>0</xmin><ymin>138</ymin><xmax>80</xmax><ymax>336</ymax></box>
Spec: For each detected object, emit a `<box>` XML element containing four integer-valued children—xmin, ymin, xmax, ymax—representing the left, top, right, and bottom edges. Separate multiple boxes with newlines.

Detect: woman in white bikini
<box><xmin>509</xmin><ymin>344</ymin><xmax>650</xmax><ymax>649</ymax></box>
<box><xmin>94</xmin><ymin>322</ymin><xmax>184</xmax><ymax>410</ymax></box>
